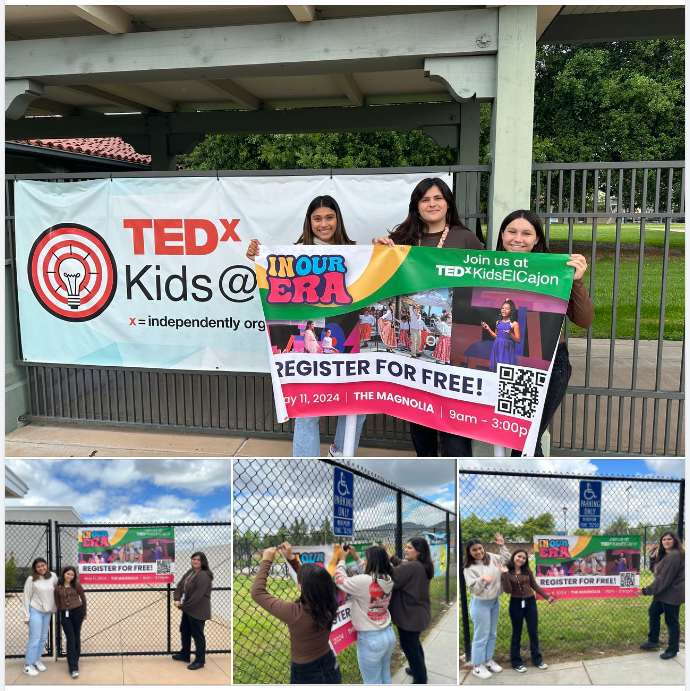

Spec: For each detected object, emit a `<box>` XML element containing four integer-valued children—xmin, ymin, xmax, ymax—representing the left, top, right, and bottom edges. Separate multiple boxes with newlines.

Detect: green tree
<box><xmin>517</xmin><ymin>513</ymin><xmax>556</xmax><ymax>541</ymax></box>
<box><xmin>604</xmin><ymin>515</ymin><xmax>630</xmax><ymax>535</ymax></box>
<box><xmin>572</xmin><ymin>528</ymin><xmax>601</xmax><ymax>536</ymax></box>
<box><xmin>5</xmin><ymin>553</ymin><xmax>18</xmax><ymax>591</ymax></box>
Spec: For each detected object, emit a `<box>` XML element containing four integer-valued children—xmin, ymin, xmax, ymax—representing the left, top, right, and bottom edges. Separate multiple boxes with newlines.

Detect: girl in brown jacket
<box><xmin>54</xmin><ymin>566</ymin><xmax>87</xmax><ymax>678</ymax></box>
<box><xmin>251</xmin><ymin>542</ymin><xmax>342</xmax><ymax>684</ymax></box>
<box><xmin>172</xmin><ymin>552</ymin><xmax>213</xmax><ymax>670</ymax></box>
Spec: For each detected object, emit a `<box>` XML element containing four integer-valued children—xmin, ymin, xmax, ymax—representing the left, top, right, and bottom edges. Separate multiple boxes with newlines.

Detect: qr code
<box><xmin>619</xmin><ymin>571</ymin><xmax>636</xmax><ymax>588</ymax></box>
<box><xmin>156</xmin><ymin>559</ymin><xmax>172</xmax><ymax>575</ymax></box>
<box><xmin>496</xmin><ymin>365</ymin><xmax>547</xmax><ymax>419</ymax></box>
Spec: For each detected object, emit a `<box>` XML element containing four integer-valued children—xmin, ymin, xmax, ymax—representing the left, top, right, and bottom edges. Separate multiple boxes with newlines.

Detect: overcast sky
<box><xmin>458</xmin><ymin>457</ymin><xmax>684</xmax><ymax>532</ymax></box>
<box><xmin>5</xmin><ymin>459</ymin><xmax>232</xmax><ymax>522</ymax></box>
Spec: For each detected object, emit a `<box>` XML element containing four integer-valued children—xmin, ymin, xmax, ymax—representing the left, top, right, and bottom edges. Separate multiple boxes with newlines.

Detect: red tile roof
<box><xmin>10</xmin><ymin>137</ymin><xmax>151</xmax><ymax>165</ymax></box>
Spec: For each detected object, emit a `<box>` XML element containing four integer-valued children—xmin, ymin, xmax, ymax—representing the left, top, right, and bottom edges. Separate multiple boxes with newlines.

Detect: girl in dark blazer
<box><xmin>172</xmin><ymin>552</ymin><xmax>213</xmax><ymax>670</ymax></box>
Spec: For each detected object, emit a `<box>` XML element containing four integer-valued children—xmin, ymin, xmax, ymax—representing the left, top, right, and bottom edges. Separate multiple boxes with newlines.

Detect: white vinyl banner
<box><xmin>15</xmin><ymin>174</ymin><xmax>435</xmax><ymax>371</ymax></box>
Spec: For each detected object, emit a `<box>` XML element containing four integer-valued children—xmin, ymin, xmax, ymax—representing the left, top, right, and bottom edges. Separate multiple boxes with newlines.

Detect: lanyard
<box><xmin>184</xmin><ymin>570</ymin><xmax>198</xmax><ymax>590</ymax></box>
<box><xmin>418</xmin><ymin>225</ymin><xmax>450</xmax><ymax>248</ymax></box>
<box><xmin>512</xmin><ymin>570</ymin><xmax>528</xmax><ymax>608</ymax></box>
<box><xmin>63</xmin><ymin>586</ymin><xmax>72</xmax><ymax>617</ymax></box>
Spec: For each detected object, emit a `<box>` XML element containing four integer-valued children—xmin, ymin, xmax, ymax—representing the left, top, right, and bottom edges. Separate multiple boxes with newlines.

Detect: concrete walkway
<box><xmin>4</xmin><ymin>421</ymin><xmax>415</xmax><ymax>458</ymax></box>
<box><xmin>392</xmin><ymin>601</ymin><xmax>458</xmax><ymax>685</ymax></box>
<box><xmin>460</xmin><ymin>649</ymin><xmax>685</xmax><ymax>685</ymax></box>
<box><xmin>5</xmin><ymin>654</ymin><xmax>231</xmax><ymax>685</ymax></box>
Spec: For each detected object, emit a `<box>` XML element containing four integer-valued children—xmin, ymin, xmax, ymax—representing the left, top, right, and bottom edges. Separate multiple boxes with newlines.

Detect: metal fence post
<box><xmin>167</xmin><ymin>583</ymin><xmax>172</xmax><ymax>653</ymax></box>
<box><xmin>678</xmin><ymin>479</ymin><xmax>685</xmax><ymax>541</ymax></box>
<box><xmin>53</xmin><ymin>520</ymin><xmax>60</xmax><ymax>659</ymax></box>
<box><xmin>643</xmin><ymin>525</ymin><xmax>647</xmax><ymax>569</ymax></box>
<box><xmin>395</xmin><ymin>491</ymin><xmax>403</xmax><ymax>558</ymax></box>
<box><xmin>445</xmin><ymin>511</ymin><xmax>450</xmax><ymax>605</ymax></box>
<box><xmin>457</xmin><ymin>498</ymin><xmax>472</xmax><ymax>663</ymax></box>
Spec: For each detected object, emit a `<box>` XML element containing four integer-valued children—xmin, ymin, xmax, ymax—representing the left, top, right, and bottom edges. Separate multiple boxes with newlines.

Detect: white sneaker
<box><xmin>71</xmin><ymin>671</ymin><xmax>79</xmax><ymax>678</ymax></box>
<box><xmin>34</xmin><ymin>661</ymin><xmax>47</xmax><ymax>672</ymax></box>
<box><xmin>328</xmin><ymin>445</ymin><xmax>343</xmax><ymax>458</ymax></box>
<box><xmin>514</xmin><ymin>665</ymin><xmax>527</xmax><ymax>673</ymax></box>
<box><xmin>484</xmin><ymin>660</ymin><xmax>503</xmax><ymax>673</ymax></box>
<box><xmin>537</xmin><ymin>662</ymin><xmax>548</xmax><ymax>670</ymax></box>
<box><xmin>23</xmin><ymin>665</ymin><xmax>39</xmax><ymax>677</ymax></box>
<box><xmin>472</xmin><ymin>665</ymin><xmax>492</xmax><ymax>680</ymax></box>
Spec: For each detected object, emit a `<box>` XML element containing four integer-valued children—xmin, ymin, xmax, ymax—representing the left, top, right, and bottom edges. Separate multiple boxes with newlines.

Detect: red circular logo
<box><xmin>27</xmin><ymin>223</ymin><xmax>117</xmax><ymax>321</ymax></box>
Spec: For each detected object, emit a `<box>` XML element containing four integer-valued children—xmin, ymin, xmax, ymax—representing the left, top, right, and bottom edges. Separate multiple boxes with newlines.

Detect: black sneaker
<box><xmin>405</xmin><ymin>668</ymin><xmax>412</xmax><ymax>675</ymax></box>
<box><xmin>187</xmin><ymin>661</ymin><xmax>204</xmax><ymax>670</ymax></box>
<box><xmin>172</xmin><ymin>654</ymin><xmax>191</xmax><ymax>662</ymax></box>
<box><xmin>660</xmin><ymin>651</ymin><xmax>677</xmax><ymax>660</ymax></box>
<box><xmin>639</xmin><ymin>640</ymin><xmax>661</xmax><ymax>650</ymax></box>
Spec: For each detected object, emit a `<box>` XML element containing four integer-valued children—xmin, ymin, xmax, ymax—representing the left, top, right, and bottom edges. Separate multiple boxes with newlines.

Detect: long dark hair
<box><xmin>389</xmin><ymin>178</ymin><xmax>469</xmax><ymax>245</ymax></box>
<box><xmin>364</xmin><ymin>545</ymin><xmax>396</xmax><ymax>584</ymax></box>
<box><xmin>191</xmin><ymin>551</ymin><xmax>214</xmax><ymax>580</ymax></box>
<box><xmin>408</xmin><ymin>537</ymin><xmax>434</xmax><ymax>580</ymax></box>
<box><xmin>506</xmin><ymin>549</ymin><xmax>532</xmax><ymax>575</ymax></box>
<box><xmin>297</xmin><ymin>563</ymin><xmax>339</xmax><ymax>630</ymax></box>
<box><xmin>30</xmin><ymin>558</ymin><xmax>52</xmax><ymax>580</ymax></box>
<box><xmin>57</xmin><ymin>566</ymin><xmax>80</xmax><ymax>588</ymax></box>
<box><xmin>499</xmin><ymin>299</ymin><xmax>518</xmax><ymax>322</ymax></box>
<box><xmin>495</xmin><ymin>210</ymin><xmax>549</xmax><ymax>253</ymax></box>
<box><xmin>463</xmin><ymin>538</ymin><xmax>490</xmax><ymax>569</ymax></box>
<box><xmin>296</xmin><ymin>195</ymin><xmax>354</xmax><ymax>245</ymax></box>
<box><xmin>657</xmin><ymin>530</ymin><xmax>685</xmax><ymax>561</ymax></box>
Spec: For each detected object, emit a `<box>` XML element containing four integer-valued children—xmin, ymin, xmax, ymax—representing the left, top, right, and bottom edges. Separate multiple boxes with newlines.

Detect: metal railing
<box><xmin>458</xmin><ymin>467</ymin><xmax>685</xmax><ymax>662</ymax></box>
<box><xmin>233</xmin><ymin>457</ymin><xmax>457</xmax><ymax>684</ymax></box>
<box><xmin>5</xmin><ymin>162</ymin><xmax>684</xmax><ymax>455</ymax></box>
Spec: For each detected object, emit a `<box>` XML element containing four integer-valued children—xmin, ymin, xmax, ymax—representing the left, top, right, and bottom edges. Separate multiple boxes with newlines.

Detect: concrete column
<box><xmin>5</xmin><ymin>79</ymin><xmax>44</xmax><ymax>120</ymax></box>
<box><xmin>456</xmin><ymin>101</ymin><xmax>481</xmax><ymax>230</ymax></box>
<box><xmin>5</xmin><ymin>269</ymin><xmax>28</xmax><ymax>433</ymax></box>
<box><xmin>150</xmin><ymin>134</ymin><xmax>177</xmax><ymax>171</ymax></box>
<box><xmin>487</xmin><ymin>5</ymin><xmax>537</xmax><ymax>249</ymax></box>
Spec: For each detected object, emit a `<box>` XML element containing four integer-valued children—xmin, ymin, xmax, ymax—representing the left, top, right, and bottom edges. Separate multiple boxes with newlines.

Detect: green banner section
<box><xmin>79</xmin><ymin>526</ymin><xmax>175</xmax><ymax>552</ymax></box>
<box><xmin>536</xmin><ymin>535</ymin><xmax>641</xmax><ymax>564</ymax></box>
<box><xmin>260</xmin><ymin>247</ymin><xmax>574</xmax><ymax>320</ymax></box>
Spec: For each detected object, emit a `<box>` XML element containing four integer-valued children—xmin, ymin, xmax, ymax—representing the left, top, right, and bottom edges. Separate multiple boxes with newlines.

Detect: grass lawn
<box><xmin>460</xmin><ymin>569</ymin><xmax>685</xmax><ymax>663</ymax></box>
<box><xmin>234</xmin><ymin>567</ymin><xmax>457</xmax><ymax>684</ymax></box>
<box><xmin>534</xmin><ymin>224</ymin><xmax>684</xmax><ymax>341</ymax></box>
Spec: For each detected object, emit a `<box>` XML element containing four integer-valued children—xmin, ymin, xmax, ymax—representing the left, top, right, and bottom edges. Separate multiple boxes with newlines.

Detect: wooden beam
<box><xmin>27</xmin><ymin>98</ymin><xmax>75</xmax><ymax>117</ymax></box>
<box><xmin>6</xmin><ymin>9</ymin><xmax>498</xmax><ymax>85</ymax></box>
<box><xmin>95</xmin><ymin>84</ymin><xmax>176</xmax><ymax>112</ymax></box>
<box><xmin>5</xmin><ymin>103</ymin><xmax>463</xmax><ymax>139</ymax></box>
<box><xmin>61</xmin><ymin>85</ymin><xmax>152</xmax><ymax>113</ymax></box>
<box><xmin>334</xmin><ymin>73</ymin><xmax>363</xmax><ymax>107</ymax></box>
<box><xmin>288</xmin><ymin>5</ymin><xmax>316</xmax><ymax>22</ymax></box>
<box><xmin>536</xmin><ymin>6</ymin><xmax>563</xmax><ymax>42</ymax></box>
<box><xmin>200</xmin><ymin>79</ymin><xmax>261</xmax><ymax>110</ymax></box>
<box><xmin>6</xmin><ymin>79</ymin><xmax>44</xmax><ymax>119</ymax></box>
<box><xmin>68</xmin><ymin>5</ymin><xmax>133</xmax><ymax>34</ymax></box>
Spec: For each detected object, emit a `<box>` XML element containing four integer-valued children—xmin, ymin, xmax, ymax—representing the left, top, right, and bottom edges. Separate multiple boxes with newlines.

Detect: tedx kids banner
<box><xmin>423</xmin><ymin>532</ymin><xmax>448</xmax><ymax>578</ymax></box>
<box><xmin>255</xmin><ymin>245</ymin><xmax>574</xmax><ymax>454</ymax></box>
<box><xmin>534</xmin><ymin>534</ymin><xmax>641</xmax><ymax>599</ymax></box>
<box><xmin>14</xmin><ymin>175</ymin><xmax>421</xmax><ymax>372</ymax></box>
<box><xmin>281</xmin><ymin>544</ymin><xmax>372</xmax><ymax>654</ymax></box>
<box><xmin>78</xmin><ymin>526</ymin><xmax>175</xmax><ymax>584</ymax></box>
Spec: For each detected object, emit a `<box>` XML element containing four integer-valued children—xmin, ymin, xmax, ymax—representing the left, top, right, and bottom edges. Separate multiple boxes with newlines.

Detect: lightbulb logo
<box><xmin>28</xmin><ymin>223</ymin><xmax>117</xmax><ymax>321</ymax></box>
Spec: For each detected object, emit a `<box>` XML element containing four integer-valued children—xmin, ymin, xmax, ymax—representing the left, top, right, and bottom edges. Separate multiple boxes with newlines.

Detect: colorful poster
<box><xmin>78</xmin><ymin>526</ymin><xmax>175</xmax><ymax>584</ymax></box>
<box><xmin>280</xmin><ymin>543</ymin><xmax>372</xmax><ymax>654</ymax></box>
<box><xmin>255</xmin><ymin>245</ymin><xmax>574</xmax><ymax>454</ymax></box>
<box><xmin>423</xmin><ymin>532</ymin><xmax>448</xmax><ymax>577</ymax></box>
<box><xmin>533</xmin><ymin>534</ymin><xmax>641</xmax><ymax>599</ymax></box>
<box><xmin>14</xmin><ymin>175</ymin><xmax>425</xmax><ymax>371</ymax></box>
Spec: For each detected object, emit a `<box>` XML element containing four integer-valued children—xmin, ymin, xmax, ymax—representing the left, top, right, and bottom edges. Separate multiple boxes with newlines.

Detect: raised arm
<box><xmin>250</xmin><ymin>548</ymin><xmax>302</xmax><ymax>626</ymax></box>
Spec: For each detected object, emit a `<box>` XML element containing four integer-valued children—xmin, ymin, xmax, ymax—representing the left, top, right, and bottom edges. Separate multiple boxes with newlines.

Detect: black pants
<box><xmin>410</xmin><ymin>423</ymin><xmax>473</xmax><ymax>457</ymax></box>
<box><xmin>512</xmin><ymin>342</ymin><xmax>572</xmax><ymax>457</ymax></box>
<box><xmin>180</xmin><ymin>612</ymin><xmax>206</xmax><ymax>664</ymax></box>
<box><xmin>648</xmin><ymin>600</ymin><xmax>681</xmax><ymax>653</ymax></box>
<box><xmin>397</xmin><ymin>627</ymin><xmax>427</xmax><ymax>684</ymax></box>
<box><xmin>60</xmin><ymin>605</ymin><xmax>84</xmax><ymax>673</ymax></box>
<box><xmin>290</xmin><ymin>650</ymin><xmax>342</xmax><ymax>684</ymax></box>
<box><xmin>508</xmin><ymin>597</ymin><xmax>543</xmax><ymax>668</ymax></box>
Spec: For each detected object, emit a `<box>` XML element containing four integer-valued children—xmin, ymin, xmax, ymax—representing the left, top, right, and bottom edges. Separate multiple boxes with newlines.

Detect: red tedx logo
<box><xmin>123</xmin><ymin>218</ymin><xmax>241</xmax><ymax>255</ymax></box>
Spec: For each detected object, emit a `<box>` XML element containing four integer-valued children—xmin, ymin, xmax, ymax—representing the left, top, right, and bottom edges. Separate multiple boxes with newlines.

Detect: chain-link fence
<box><xmin>5</xmin><ymin>520</ymin><xmax>54</xmax><ymax>658</ymax></box>
<box><xmin>233</xmin><ymin>457</ymin><xmax>457</xmax><ymax>684</ymax></box>
<box><xmin>53</xmin><ymin>521</ymin><xmax>231</xmax><ymax>657</ymax></box>
<box><xmin>458</xmin><ymin>468</ymin><xmax>685</xmax><ymax>662</ymax></box>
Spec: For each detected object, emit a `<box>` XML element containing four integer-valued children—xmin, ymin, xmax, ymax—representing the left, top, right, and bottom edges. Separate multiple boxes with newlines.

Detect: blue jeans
<box><xmin>469</xmin><ymin>596</ymin><xmax>501</xmax><ymax>665</ymax></box>
<box><xmin>293</xmin><ymin>415</ymin><xmax>366</xmax><ymax>457</ymax></box>
<box><xmin>25</xmin><ymin>606</ymin><xmax>52</xmax><ymax>665</ymax></box>
<box><xmin>357</xmin><ymin>626</ymin><xmax>397</xmax><ymax>684</ymax></box>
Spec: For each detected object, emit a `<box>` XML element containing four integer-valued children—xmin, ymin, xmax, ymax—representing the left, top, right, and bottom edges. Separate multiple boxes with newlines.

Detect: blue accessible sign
<box><xmin>579</xmin><ymin>480</ymin><xmax>602</xmax><ymax>529</ymax></box>
<box><xmin>333</xmin><ymin>468</ymin><xmax>354</xmax><ymax>536</ymax></box>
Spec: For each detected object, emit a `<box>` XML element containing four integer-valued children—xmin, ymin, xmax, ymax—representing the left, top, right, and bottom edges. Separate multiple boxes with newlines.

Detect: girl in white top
<box><xmin>321</xmin><ymin>328</ymin><xmax>336</xmax><ymax>354</ymax></box>
<box><xmin>22</xmin><ymin>558</ymin><xmax>58</xmax><ymax>677</ymax></box>
<box><xmin>335</xmin><ymin>545</ymin><xmax>397</xmax><ymax>684</ymax></box>
<box><xmin>245</xmin><ymin>195</ymin><xmax>366</xmax><ymax>457</ymax></box>
<box><xmin>462</xmin><ymin>534</ymin><xmax>511</xmax><ymax>680</ymax></box>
